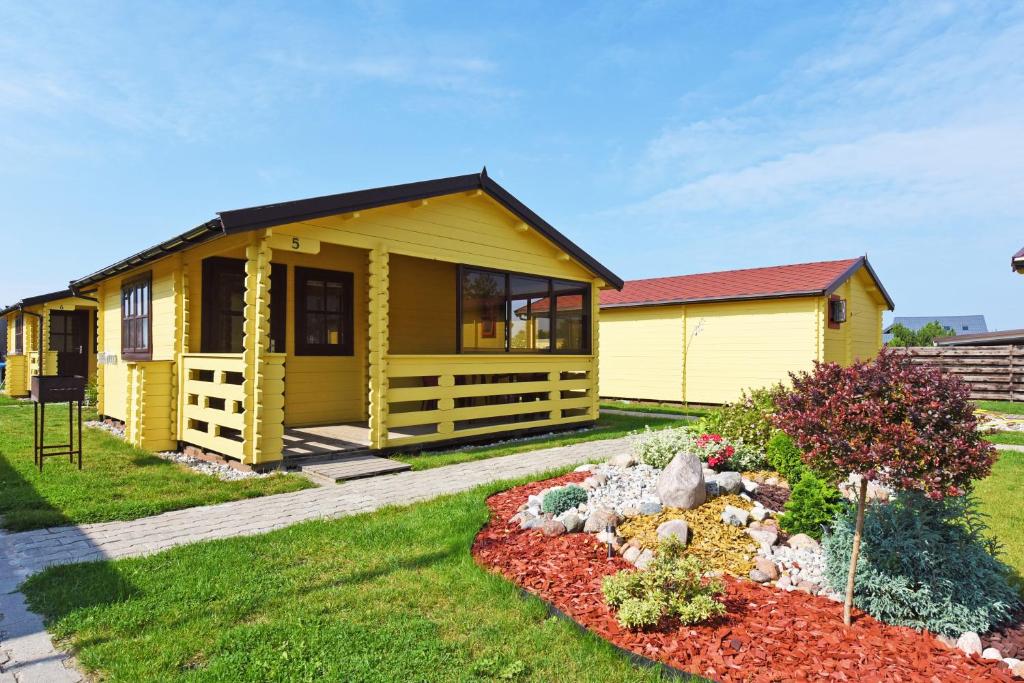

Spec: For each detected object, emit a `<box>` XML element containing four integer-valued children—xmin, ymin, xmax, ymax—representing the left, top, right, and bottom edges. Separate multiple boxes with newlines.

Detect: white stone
<box><xmin>721</xmin><ymin>505</ymin><xmax>749</xmax><ymax>527</ymax></box>
<box><xmin>741</xmin><ymin>478</ymin><xmax>760</xmax><ymax>494</ymax></box>
<box><xmin>607</xmin><ymin>453</ymin><xmax>637</xmax><ymax>468</ymax></box>
<box><xmin>634</xmin><ymin>548</ymin><xmax>655</xmax><ymax>570</ymax></box>
<box><xmin>715</xmin><ymin>471</ymin><xmax>743</xmax><ymax>494</ymax></box>
<box><xmin>623</xmin><ymin>546</ymin><xmax>642</xmax><ymax>564</ymax></box>
<box><xmin>656</xmin><ymin>519</ymin><xmax>689</xmax><ymax>545</ymax></box>
<box><xmin>1003</xmin><ymin>657</ymin><xmax>1021</xmax><ymax>669</ymax></box>
<box><xmin>787</xmin><ymin>533</ymin><xmax>820</xmax><ymax>552</ymax></box>
<box><xmin>982</xmin><ymin>647</ymin><xmax>1002</xmax><ymax>660</ymax></box>
<box><xmin>656</xmin><ymin>453</ymin><xmax>706</xmax><ymax>509</ymax></box>
<box><xmin>749</xmin><ymin>507</ymin><xmax>769</xmax><ymax>522</ymax></box>
<box><xmin>956</xmin><ymin>632</ymin><xmax>983</xmax><ymax>656</ymax></box>
<box><xmin>574</xmin><ymin>464</ymin><xmax>596</xmax><ymax>473</ymax></box>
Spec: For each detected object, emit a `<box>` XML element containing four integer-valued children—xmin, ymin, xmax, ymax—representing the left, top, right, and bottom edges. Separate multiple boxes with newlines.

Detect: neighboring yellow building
<box><xmin>599</xmin><ymin>257</ymin><xmax>894</xmax><ymax>405</ymax></box>
<box><xmin>67</xmin><ymin>170</ymin><xmax>622</xmax><ymax>467</ymax></box>
<box><xmin>1</xmin><ymin>289</ymin><xmax>99</xmax><ymax>397</ymax></box>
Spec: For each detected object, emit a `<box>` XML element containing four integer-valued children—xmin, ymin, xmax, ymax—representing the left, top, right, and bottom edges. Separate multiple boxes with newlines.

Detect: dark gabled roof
<box><xmin>600</xmin><ymin>256</ymin><xmax>894</xmax><ymax>310</ymax></box>
<box><xmin>1014</xmin><ymin>245</ymin><xmax>1024</xmax><ymax>272</ymax></box>
<box><xmin>935</xmin><ymin>328</ymin><xmax>1024</xmax><ymax>346</ymax></box>
<box><xmin>71</xmin><ymin>170</ymin><xmax>623</xmax><ymax>290</ymax></box>
<box><xmin>0</xmin><ymin>289</ymin><xmax>81</xmax><ymax>318</ymax></box>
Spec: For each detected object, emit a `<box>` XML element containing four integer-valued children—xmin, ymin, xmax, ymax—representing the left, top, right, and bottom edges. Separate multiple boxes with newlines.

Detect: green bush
<box><xmin>823</xmin><ymin>492</ymin><xmax>1021</xmax><ymax>636</ymax></box>
<box><xmin>766</xmin><ymin>432</ymin><xmax>806</xmax><ymax>484</ymax></box>
<box><xmin>541</xmin><ymin>485</ymin><xmax>588</xmax><ymax>516</ymax></box>
<box><xmin>778</xmin><ymin>472</ymin><xmax>845</xmax><ymax>540</ymax></box>
<box><xmin>697</xmin><ymin>384</ymin><xmax>786</xmax><ymax>452</ymax></box>
<box><xmin>601</xmin><ymin>537</ymin><xmax>726</xmax><ymax>629</ymax></box>
<box><xmin>631</xmin><ymin>426</ymin><xmax>697</xmax><ymax>469</ymax></box>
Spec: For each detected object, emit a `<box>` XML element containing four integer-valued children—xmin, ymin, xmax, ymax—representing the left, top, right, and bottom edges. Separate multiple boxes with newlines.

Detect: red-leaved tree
<box><xmin>772</xmin><ymin>348</ymin><xmax>996</xmax><ymax>625</ymax></box>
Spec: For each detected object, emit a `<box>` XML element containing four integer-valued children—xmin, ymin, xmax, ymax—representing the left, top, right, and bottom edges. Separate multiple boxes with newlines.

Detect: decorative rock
<box><xmin>558</xmin><ymin>511</ymin><xmax>584</xmax><ymax>533</ymax></box>
<box><xmin>777</xmin><ymin>575</ymin><xmax>792</xmax><ymax>589</ymax></box>
<box><xmin>608</xmin><ymin>453</ymin><xmax>637</xmax><ymax>468</ymax></box>
<box><xmin>704</xmin><ymin>481</ymin><xmax>721</xmax><ymax>498</ymax></box>
<box><xmin>702</xmin><ymin>468</ymin><xmax>716</xmax><ymax>479</ymax></box>
<box><xmin>1013</xmin><ymin>661</ymin><xmax>1024</xmax><ymax>679</ymax></box>
<box><xmin>634</xmin><ymin>548</ymin><xmax>655</xmax><ymax>570</ymax></box>
<box><xmin>787</xmin><ymin>533</ymin><xmax>820</xmax><ymax>552</ymax></box>
<box><xmin>721</xmin><ymin>505</ymin><xmax>749</xmax><ymax>527</ymax></box>
<box><xmin>541</xmin><ymin>519</ymin><xmax>566</xmax><ymax>536</ymax></box>
<box><xmin>639</xmin><ymin>501</ymin><xmax>663</xmax><ymax>515</ymax></box>
<box><xmin>1004</xmin><ymin>658</ymin><xmax>1021</xmax><ymax>669</ymax></box>
<box><xmin>796</xmin><ymin>580</ymin><xmax>819</xmax><ymax>595</ymax></box>
<box><xmin>754</xmin><ymin>556</ymin><xmax>779</xmax><ymax>580</ymax></box>
<box><xmin>982</xmin><ymin>648</ymin><xmax>1003</xmax><ymax>660</ymax></box>
<box><xmin>623</xmin><ymin>546</ymin><xmax>642</xmax><ymax>564</ymax></box>
<box><xmin>957</xmin><ymin>632</ymin><xmax>983</xmax><ymax>656</ymax></box>
<box><xmin>746</xmin><ymin>526</ymin><xmax>778</xmax><ymax>548</ymax></box>
<box><xmin>574</xmin><ymin>463</ymin><xmax>596</xmax><ymax>472</ymax></box>
<box><xmin>527</xmin><ymin>494</ymin><xmax>544</xmax><ymax>509</ymax></box>
<box><xmin>621</xmin><ymin>506</ymin><xmax>642</xmax><ymax>519</ymax></box>
<box><xmin>581</xmin><ymin>477</ymin><xmax>598</xmax><ymax>490</ymax></box>
<box><xmin>521</xmin><ymin>517</ymin><xmax>545</xmax><ymax>530</ymax></box>
<box><xmin>656</xmin><ymin>453</ymin><xmax>706</xmax><ymax>509</ymax></box>
<box><xmin>749</xmin><ymin>506</ymin><xmax>769</xmax><ymax>522</ymax></box>
<box><xmin>742</xmin><ymin>478</ymin><xmax>760</xmax><ymax>494</ymax></box>
<box><xmin>936</xmin><ymin>635</ymin><xmax>957</xmax><ymax>649</ymax></box>
<box><xmin>765</xmin><ymin>476</ymin><xmax>780</xmax><ymax>487</ymax></box>
<box><xmin>583</xmin><ymin>507</ymin><xmax>622</xmax><ymax>533</ymax></box>
<box><xmin>592</xmin><ymin>473</ymin><xmax>609</xmax><ymax>486</ymax></box>
<box><xmin>749</xmin><ymin>569</ymin><xmax>771</xmax><ymax>583</ymax></box>
<box><xmin>716</xmin><ymin>471</ymin><xmax>743</xmax><ymax>494</ymax></box>
<box><xmin>656</xmin><ymin>519</ymin><xmax>689</xmax><ymax>545</ymax></box>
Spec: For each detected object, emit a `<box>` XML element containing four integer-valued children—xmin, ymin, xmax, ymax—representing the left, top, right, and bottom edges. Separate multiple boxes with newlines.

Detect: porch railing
<box><xmin>383</xmin><ymin>354</ymin><xmax>596</xmax><ymax>447</ymax></box>
<box><xmin>180</xmin><ymin>353</ymin><xmax>247</xmax><ymax>459</ymax></box>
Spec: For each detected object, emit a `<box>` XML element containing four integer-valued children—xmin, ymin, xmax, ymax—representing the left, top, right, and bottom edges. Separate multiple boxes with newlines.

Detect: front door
<box><xmin>51</xmin><ymin>310</ymin><xmax>90</xmax><ymax>377</ymax></box>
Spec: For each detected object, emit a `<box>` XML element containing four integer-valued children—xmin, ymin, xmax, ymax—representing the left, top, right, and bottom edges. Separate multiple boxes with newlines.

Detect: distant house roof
<box><xmin>599</xmin><ymin>256</ymin><xmax>894</xmax><ymax>310</ymax></box>
<box><xmin>884</xmin><ymin>315</ymin><xmax>988</xmax><ymax>336</ymax></box>
<box><xmin>69</xmin><ymin>169</ymin><xmax>624</xmax><ymax>290</ymax></box>
<box><xmin>1014</xmin><ymin>245</ymin><xmax>1024</xmax><ymax>273</ymax></box>
<box><xmin>935</xmin><ymin>328</ymin><xmax>1024</xmax><ymax>346</ymax></box>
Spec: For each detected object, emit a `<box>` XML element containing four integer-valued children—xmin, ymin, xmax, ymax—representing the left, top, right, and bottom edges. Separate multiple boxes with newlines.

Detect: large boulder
<box><xmin>656</xmin><ymin>453</ymin><xmax>706</xmax><ymax>509</ymax></box>
<box><xmin>608</xmin><ymin>452</ymin><xmax>637</xmax><ymax>468</ymax></box>
<box><xmin>656</xmin><ymin>519</ymin><xmax>690</xmax><ymax>545</ymax></box>
<box><xmin>583</xmin><ymin>507</ymin><xmax>622</xmax><ymax>533</ymax></box>
<box><xmin>715</xmin><ymin>471</ymin><xmax>743</xmax><ymax>495</ymax></box>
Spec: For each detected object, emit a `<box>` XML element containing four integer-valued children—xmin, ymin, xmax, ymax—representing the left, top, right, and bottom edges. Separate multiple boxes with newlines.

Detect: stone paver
<box><xmin>0</xmin><ymin>433</ymin><xmax>632</xmax><ymax>682</ymax></box>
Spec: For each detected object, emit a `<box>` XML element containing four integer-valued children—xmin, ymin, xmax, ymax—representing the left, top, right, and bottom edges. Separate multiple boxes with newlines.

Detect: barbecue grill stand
<box><xmin>31</xmin><ymin>375</ymin><xmax>85</xmax><ymax>472</ymax></box>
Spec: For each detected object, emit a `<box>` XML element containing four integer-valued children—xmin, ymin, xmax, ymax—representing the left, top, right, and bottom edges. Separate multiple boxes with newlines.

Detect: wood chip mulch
<box><xmin>471</xmin><ymin>472</ymin><xmax>1017</xmax><ymax>683</ymax></box>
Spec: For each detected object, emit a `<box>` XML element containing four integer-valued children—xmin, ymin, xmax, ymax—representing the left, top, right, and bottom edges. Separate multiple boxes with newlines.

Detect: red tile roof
<box><xmin>601</xmin><ymin>257</ymin><xmax>893</xmax><ymax>308</ymax></box>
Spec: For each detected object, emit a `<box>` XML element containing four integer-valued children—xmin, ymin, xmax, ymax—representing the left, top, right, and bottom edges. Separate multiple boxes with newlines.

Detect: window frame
<box><xmin>13</xmin><ymin>314</ymin><xmax>23</xmax><ymax>354</ymax></box>
<box><xmin>121</xmin><ymin>271</ymin><xmax>153</xmax><ymax>361</ymax></box>
<box><xmin>456</xmin><ymin>264</ymin><xmax>591</xmax><ymax>355</ymax></box>
<box><xmin>201</xmin><ymin>257</ymin><xmax>247</xmax><ymax>354</ymax></box>
<box><xmin>828</xmin><ymin>295</ymin><xmax>846</xmax><ymax>329</ymax></box>
<box><xmin>200</xmin><ymin>257</ymin><xmax>289</xmax><ymax>354</ymax></box>
<box><xmin>294</xmin><ymin>266</ymin><xmax>354</xmax><ymax>357</ymax></box>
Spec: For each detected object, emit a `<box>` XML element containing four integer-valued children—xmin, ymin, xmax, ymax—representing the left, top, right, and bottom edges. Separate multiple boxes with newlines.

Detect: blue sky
<box><xmin>1</xmin><ymin>1</ymin><xmax>1022</xmax><ymax>328</ymax></box>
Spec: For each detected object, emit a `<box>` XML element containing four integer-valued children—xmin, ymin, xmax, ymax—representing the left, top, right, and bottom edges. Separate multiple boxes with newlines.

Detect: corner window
<box><xmin>295</xmin><ymin>266</ymin><xmax>353</xmax><ymax>356</ymax></box>
<box><xmin>13</xmin><ymin>314</ymin><xmax>23</xmax><ymax>354</ymax></box>
<box><xmin>121</xmin><ymin>273</ymin><xmax>152</xmax><ymax>360</ymax></box>
<box><xmin>201</xmin><ymin>258</ymin><xmax>288</xmax><ymax>353</ymax></box>
<box><xmin>828</xmin><ymin>297</ymin><xmax>847</xmax><ymax>329</ymax></box>
<box><xmin>458</xmin><ymin>266</ymin><xmax>590</xmax><ymax>354</ymax></box>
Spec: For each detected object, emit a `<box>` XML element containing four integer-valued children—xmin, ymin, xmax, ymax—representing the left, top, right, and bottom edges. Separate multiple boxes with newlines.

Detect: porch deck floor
<box><xmin>282</xmin><ymin>422</ymin><xmax>430</xmax><ymax>483</ymax></box>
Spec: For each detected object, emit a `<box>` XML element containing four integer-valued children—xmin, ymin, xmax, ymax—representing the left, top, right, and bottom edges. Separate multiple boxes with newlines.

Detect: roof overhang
<box><xmin>1013</xmin><ymin>245</ymin><xmax>1024</xmax><ymax>274</ymax></box>
<box><xmin>70</xmin><ymin>169</ymin><xmax>623</xmax><ymax>291</ymax></box>
<box><xmin>0</xmin><ymin>289</ymin><xmax>97</xmax><ymax>318</ymax></box>
<box><xmin>935</xmin><ymin>328</ymin><xmax>1024</xmax><ymax>346</ymax></box>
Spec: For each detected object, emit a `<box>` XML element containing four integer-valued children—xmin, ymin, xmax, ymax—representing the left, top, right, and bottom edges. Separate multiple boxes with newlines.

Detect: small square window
<box><xmin>828</xmin><ymin>298</ymin><xmax>847</xmax><ymax>328</ymax></box>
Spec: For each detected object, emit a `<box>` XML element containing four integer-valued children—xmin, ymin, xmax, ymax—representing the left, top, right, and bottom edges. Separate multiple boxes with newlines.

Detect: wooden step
<box><xmin>297</xmin><ymin>452</ymin><xmax>412</xmax><ymax>484</ymax></box>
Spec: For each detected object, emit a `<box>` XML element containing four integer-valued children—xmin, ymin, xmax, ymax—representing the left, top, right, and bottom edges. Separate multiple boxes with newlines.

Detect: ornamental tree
<box><xmin>772</xmin><ymin>348</ymin><xmax>996</xmax><ymax>625</ymax></box>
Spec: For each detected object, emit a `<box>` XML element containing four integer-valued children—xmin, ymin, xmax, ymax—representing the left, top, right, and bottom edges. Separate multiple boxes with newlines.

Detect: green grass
<box><xmin>0</xmin><ymin>406</ymin><xmax>313</xmax><ymax>531</ymax></box>
<box><xmin>0</xmin><ymin>393</ymin><xmax>30</xmax><ymax>407</ymax></box>
<box><xmin>393</xmin><ymin>413</ymin><xmax>687</xmax><ymax>471</ymax></box>
<box><xmin>977</xmin><ymin>449</ymin><xmax>1024</xmax><ymax>578</ymax></box>
<box><xmin>600</xmin><ymin>400</ymin><xmax>710</xmax><ymax>418</ymax></box>
<box><xmin>21</xmin><ymin>473</ymin><xmax>675</xmax><ymax>682</ymax></box>
<box><xmin>985</xmin><ymin>431</ymin><xmax>1024</xmax><ymax>446</ymax></box>
<box><xmin>975</xmin><ymin>400</ymin><xmax>1024</xmax><ymax>415</ymax></box>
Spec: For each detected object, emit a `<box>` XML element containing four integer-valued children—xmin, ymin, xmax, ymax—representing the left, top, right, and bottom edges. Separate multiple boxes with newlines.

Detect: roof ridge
<box><xmin>620</xmin><ymin>257</ymin><xmax>862</xmax><ymax>284</ymax></box>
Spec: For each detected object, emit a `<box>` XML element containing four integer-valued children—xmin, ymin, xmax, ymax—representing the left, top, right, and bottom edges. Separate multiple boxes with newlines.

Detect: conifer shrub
<box><xmin>823</xmin><ymin>492</ymin><xmax>1021</xmax><ymax>636</ymax></box>
<box><xmin>541</xmin><ymin>485</ymin><xmax>588</xmax><ymax>516</ymax></box>
<box><xmin>601</xmin><ymin>537</ymin><xmax>726</xmax><ymax>629</ymax></box>
<box><xmin>777</xmin><ymin>472</ymin><xmax>845</xmax><ymax>539</ymax></box>
<box><xmin>765</xmin><ymin>432</ymin><xmax>806</xmax><ymax>484</ymax></box>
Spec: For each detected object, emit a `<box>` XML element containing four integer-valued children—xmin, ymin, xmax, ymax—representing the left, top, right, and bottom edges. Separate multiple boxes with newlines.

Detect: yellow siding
<box><xmin>822</xmin><ymin>267</ymin><xmax>886</xmax><ymax>364</ymax></box>
<box><xmin>389</xmin><ymin>254</ymin><xmax>456</xmax><ymax>354</ymax></box>
<box><xmin>599</xmin><ymin>306</ymin><xmax>684</xmax><ymax>402</ymax></box>
<box><xmin>682</xmin><ymin>297</ymin><xmax>819</xmax><ymax>404</ymax></box>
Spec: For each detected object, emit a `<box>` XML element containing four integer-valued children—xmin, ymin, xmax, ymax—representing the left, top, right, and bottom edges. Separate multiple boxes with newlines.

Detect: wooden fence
<box><xmin>891</xmin><ymin>345</ymin><xmax>1023</xmax><ymax>401</ymax></box>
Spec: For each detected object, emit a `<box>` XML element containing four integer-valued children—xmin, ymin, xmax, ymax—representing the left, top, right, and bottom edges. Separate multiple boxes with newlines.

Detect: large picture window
<box><xmin>13</xmin><ymin>314</ymin><xmax>23</xmax><ymax>354</ymax></box>
<box><xmin>296</xmin><ymin>266</ymin><xmax>354</xmax><ymax>356</ymax></box>
<box><xmin>121</xmin><ymin>272</ymin><xmax>152</xmax><ymax>360</ymax></box>
<box><xmin>201</xmin><ymin>258</ymin><xmax>287</xmax><ymax>353</ymax></box>
<box><xmin>458</xmin><ymin>266</ymin><xmax>590</xmax><ymax>354</ymax></box>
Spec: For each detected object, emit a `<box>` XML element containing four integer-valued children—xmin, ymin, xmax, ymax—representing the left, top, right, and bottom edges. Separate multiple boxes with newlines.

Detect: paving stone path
<box><xmin>0</xmin><ymin>433</ymin><xmax>633</xmax><ymax>682</ymax></box>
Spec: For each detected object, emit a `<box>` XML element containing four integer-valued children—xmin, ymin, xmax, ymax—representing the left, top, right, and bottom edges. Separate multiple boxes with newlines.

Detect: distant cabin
<box><xmin>882</xmin><ymin>315</ymin><xmax>987</xmax><ymax>343</ymax></box>
<box><xmin>598</xmin><ymin>257</ymin><xmax>894</xmax><ymax>405</ymax></box>
<box><xmin>1014</xmin><ymin>245</ymin><xmax>1024</xmax><ymax>274</ymax></box>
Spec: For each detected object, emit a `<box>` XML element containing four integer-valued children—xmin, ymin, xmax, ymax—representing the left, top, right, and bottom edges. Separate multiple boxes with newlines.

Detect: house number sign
<box><xmin>268</xmin><ymin>234</ymin><xmax>321</xmax><ymax>255</ymax></box>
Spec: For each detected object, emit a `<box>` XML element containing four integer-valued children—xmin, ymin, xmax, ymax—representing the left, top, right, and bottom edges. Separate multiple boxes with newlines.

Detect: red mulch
<box><xmin>472</xmin><ymin>472</ymin><xmax>1018</xmax><ymax>683</ymax></box>
<box><xmin>985</xmin><ymin>614</ymin><xmax>1024</xmax><ymax>660</ymax></box>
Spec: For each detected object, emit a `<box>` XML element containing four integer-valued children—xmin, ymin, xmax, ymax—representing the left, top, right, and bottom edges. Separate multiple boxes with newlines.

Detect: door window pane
<box><xmin>552</xmin><ymin>280</ymin><xmax>589</xmax><ymax>353</ymax></box>
<box><xmin>460</xmin><ymin>269</ymin><xmax>507</xmax><ymax>352</ymax></box>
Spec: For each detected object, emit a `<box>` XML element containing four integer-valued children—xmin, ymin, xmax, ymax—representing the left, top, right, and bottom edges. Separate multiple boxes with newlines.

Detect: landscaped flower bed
<box><xmin>472</xmin><ymin>472</ymin><xmax>1019</xmax><ymax>682</ymax></box>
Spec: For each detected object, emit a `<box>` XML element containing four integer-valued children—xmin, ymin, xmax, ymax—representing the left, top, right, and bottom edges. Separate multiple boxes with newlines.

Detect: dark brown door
<box><xmin>51</xmin><ymin>310</ymin><xmax>90</xmax><ymax>377</ymax></box>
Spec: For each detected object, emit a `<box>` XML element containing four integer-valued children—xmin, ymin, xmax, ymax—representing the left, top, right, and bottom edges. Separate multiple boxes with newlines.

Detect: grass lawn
<box><xmin>0</xmin><ymin>406</ymin><xmax>313</xmax><ymax>531</ymax></box>
<box><xmin>22</xmin><ymin>473</ymin><xmax>672</xmax><ymax>683</ymax></box>
<box><xmin>975</xmin><ymin>399</ymin><xmax>1024</xmax><ymax>415</ymax></box>
<box><xmin>600</xmin><ymin>400</ymin><xmax>710</xmax><ymax>418</ymax></box>
<box><xmin>393</xmin><ymin>413</ymin><xmax>686</xmax><ymax>471</ymax></box>
<box><xmin>985</xmin><ymin>431</ymin><xmax>1024</xmax><ymax>446</ymax></box>
<box><xmin>0</xmin><ymin>394</ymin><xmax>30</xmax><ymax>406</ymax></box>
<box><xmin>976</xmin><ymin>448</ymin><xmax>1024</xmax><ymax>581</ymax></box>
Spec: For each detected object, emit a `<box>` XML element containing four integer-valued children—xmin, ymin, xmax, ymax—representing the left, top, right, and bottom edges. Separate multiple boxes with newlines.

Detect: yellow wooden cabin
<box><xmin>68</xmin><ymin>170</ymin><xmax>622</xmax><ymax>467</ymax></box>
<box><xmin>1</xmin><ymin>290</ymin><xmax>99</xmax><ymax>397</ymax></box>
<box><xmin>598</xmin><ymin>257</ymin><xmax>894</xmax><ymax>405</ymax></box>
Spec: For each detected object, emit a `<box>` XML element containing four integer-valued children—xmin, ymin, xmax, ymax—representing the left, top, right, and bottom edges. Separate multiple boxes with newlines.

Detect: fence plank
<box><xmin>891</xmin><ymin>345</ymin><xmax>1024</xmax><ymax>401</ymax></box>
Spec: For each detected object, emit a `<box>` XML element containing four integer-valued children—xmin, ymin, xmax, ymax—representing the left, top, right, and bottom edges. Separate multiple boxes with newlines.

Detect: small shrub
<box><xmin>601</xmin><ymin>537</ymin><xmax>726</xmax><ymax>629</ymax></box>
<box><xmin>541</xmin><ymin>485</ymin><xmax>588</xmax><ymax>516</ymax></box>
<box><xmin>823</xmin><ymin>492</ymin><xmax>1021</xmax><ymax>636</ymax></box>
<box><xmin>631</xmin><ymin>426</ymin><xmax>697</xmax><ymax>469</ymax></box>
<box><xmin>632</xmin><ymin>427</ymin><xmax>765</xmax><ymax>471</ymax></box>
<box><xmin>697</xmin><ymin>384</ymin><xmax>786</xmax><ymax>452</ymax></box>
<box><xmin>84</xmin><ymin>379</ymin><xmax>98</xmax><ymax>407</ymax></box>
<box><xmin>778</xmin><ymin>472</ymin><xmax>845</xmax><ymax>540</ymax></box>
<box><xmin>766</xmin><ymin>432</ymin><xmax>806</xmax><ymax>484</ymax></box>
